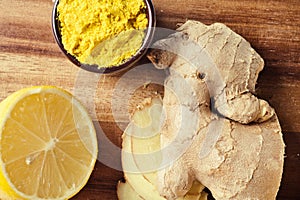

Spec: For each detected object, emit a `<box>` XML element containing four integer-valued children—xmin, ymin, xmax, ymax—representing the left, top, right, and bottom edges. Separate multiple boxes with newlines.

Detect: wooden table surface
<box><xmin>0</xmin><ymin>0</ymin><xmax>299</xmax><ymax>199</ymax></box>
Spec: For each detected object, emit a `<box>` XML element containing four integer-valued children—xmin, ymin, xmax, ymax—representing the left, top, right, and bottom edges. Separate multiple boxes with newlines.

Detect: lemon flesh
<box><xmin>0</xmin><ymin>86</ymin><xmax>98</xmax><ymax>199</ymax></box>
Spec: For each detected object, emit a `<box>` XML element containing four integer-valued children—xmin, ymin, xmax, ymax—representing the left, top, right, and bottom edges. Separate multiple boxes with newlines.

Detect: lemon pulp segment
<box><xmin>0</xmin><ymin>86</ymin><xmax>98</xmax><ymax>199</ymax></box>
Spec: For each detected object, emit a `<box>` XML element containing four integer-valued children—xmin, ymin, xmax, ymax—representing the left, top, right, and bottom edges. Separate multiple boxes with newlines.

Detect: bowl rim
<box><xmin>51</xmin><ymin>0</ymin><xmax>156</xmax><ymax>74</ymax></box>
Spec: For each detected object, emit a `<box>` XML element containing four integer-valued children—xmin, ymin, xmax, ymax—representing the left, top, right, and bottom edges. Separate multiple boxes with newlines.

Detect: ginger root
<box><xmin>147</xmin><ymin>20</ymin><xmax>285</xmax><ymax>200</ymax></box>
<box><xmin>149</xmin><ymin>21</ymin><xmax>275</xmax><ymax>124</ymax></box>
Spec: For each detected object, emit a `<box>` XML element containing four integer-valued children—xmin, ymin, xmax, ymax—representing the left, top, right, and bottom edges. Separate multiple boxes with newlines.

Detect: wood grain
<box><xmin>0</xmin><ymin>0</ymin><xmax>299</xmax><ymax>199</ymax></box>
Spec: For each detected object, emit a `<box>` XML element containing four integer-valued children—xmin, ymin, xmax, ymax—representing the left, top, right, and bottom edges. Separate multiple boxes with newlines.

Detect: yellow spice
<box><xmin>58</xmin><ymin>0</ymin><xmax>148</xmax><ymax>68</ymax></box>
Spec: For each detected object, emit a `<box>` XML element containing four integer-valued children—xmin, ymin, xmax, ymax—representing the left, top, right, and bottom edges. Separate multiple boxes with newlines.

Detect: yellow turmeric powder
<box><xmin>57</xmin><ymin>0</ymin><xmax>148</xmax><ymax>68</ymax></box>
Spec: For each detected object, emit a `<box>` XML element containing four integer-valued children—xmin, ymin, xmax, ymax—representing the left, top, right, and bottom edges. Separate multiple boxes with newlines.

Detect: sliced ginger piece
<box><xmin>117</xmin><ymin>180</ymin><xmax>207</xmax><ymax>200</ymax></box>
<box><xmin>117</xmin><ymin>181</ymin><xmax>143</xmax><ymax>200</ymax></box>
<box><xmin>119</xmin><ymin>97</ymin><xmax>206</xmax><ymax>200</ymax></box>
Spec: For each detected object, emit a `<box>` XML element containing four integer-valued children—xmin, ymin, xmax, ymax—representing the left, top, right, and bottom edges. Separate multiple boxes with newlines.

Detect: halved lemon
<box><xmin>0</xmin><ymin>86</ymin><xmax>98</xmax><ymax>199</ymax></box>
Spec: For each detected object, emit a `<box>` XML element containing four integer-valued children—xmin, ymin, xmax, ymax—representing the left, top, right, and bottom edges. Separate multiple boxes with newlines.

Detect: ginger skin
<box><xmin>148</xmin><ymin>20</ymin><xmax>285</xmax><ymax>200</ymax></box>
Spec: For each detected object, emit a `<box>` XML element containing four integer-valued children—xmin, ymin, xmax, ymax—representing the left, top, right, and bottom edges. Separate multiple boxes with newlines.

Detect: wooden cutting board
<box><xmin>0</xmin><ymin>0</ymin><xmax>299</xmax><ymax>199</ymax></box>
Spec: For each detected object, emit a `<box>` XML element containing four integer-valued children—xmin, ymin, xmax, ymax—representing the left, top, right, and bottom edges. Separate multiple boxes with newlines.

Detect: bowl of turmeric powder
<box><xmin>52</xmin><ymin>0</ymin><xmax>155</xmax><ymax>74</ymax></box>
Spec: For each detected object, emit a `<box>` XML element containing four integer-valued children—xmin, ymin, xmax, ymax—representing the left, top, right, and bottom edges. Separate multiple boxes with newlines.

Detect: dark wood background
<box><xmin>0</xmin><ymin>0</ymin><xmax>299</xmax><ymax>199</ymax></box>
